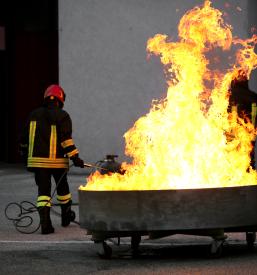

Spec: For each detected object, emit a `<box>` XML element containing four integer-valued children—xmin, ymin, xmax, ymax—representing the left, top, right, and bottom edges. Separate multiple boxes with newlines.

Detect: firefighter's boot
<box><xmin>38</xmin><ymin>207</ymin><xmax>55</xmax><ymax>234</ymax></box>
<box><xmin>61</xmin><ymin>200</ymin><xmax>75</xmax><ymax>227</ymax></box>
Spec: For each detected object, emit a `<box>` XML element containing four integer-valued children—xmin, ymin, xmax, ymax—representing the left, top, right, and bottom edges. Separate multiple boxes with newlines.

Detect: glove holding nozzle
<box><xmin>84</xmin><ymin>163</ymin><xmax>93</xmax><ymax>168</ymax></box>
<box><xmin>71</xmin><ymin>154</ymin><xmax>84</xmax><ymax>168</ymax></box>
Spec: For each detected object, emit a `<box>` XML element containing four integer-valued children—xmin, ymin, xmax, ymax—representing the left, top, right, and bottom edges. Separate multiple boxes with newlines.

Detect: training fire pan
<box><xmin>78</xmin><ymin>185</ymin><xmax>257</xmax><ymax>233</ymax></box>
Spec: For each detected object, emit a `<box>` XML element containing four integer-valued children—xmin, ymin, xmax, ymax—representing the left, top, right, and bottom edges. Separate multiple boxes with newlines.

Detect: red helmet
<box><xmin>44</xmin><ymin>84</ymin><xmax>66</xmax><ymax>103</ymax></box>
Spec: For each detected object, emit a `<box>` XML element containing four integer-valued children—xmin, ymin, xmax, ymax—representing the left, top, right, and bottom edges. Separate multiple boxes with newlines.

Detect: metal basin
<box><xmin>79</xmin><ymin>185</ymin><xmax>257</xmax><ymax>233</ymax></box>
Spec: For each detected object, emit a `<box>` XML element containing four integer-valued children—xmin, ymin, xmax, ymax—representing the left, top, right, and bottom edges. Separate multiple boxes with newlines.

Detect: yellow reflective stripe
<box><xmin>232</xmin><ymin>105</ymin><xmax>237</xmax><ymax>113</ymax></box>
<box><xmin>252</xmin><ymin>103</ymin><xmax>257</xmax><ymax>126</ymax></box>
<box><xmin>28</xmin><ymin>157</ymin><xmax>69</xmax><ymax>168</ymax></box>
<box><xmin>28</xmin><ymin>157</ymin><xmax>68</xmax><ymax>163</ymax></box>
<box><xmin>57</xmin><ymin>193</ymin><xmax>71</xmax><ymax>201</ymax></box>
<box><xmin>57</xmin><ymin>193</ymin><xmax>71</xmax><ymax>204</ymax></box>
<box><xmin>61</xmin><ymin>139</ymin><xmax>74</xmax><ymax>148</ymax></box>
<box><xmin>67</xmin><ymin>149</ymin><xmax>79</xmax><ymax>158</ymax></box>
<box><xmin>28</xmin><ymin>163</ymin><xmax>68</xmax><ymax>168</ymax></box>
<box><xmin>28</xmin><ymin>121</ymin><xmax>37</xmax><ymax>157</ymax></box>
<box><xmin>38</xmin><ymin>195</ymin><xmax>51</xmax><ymax>202</ymax></box>
<box><xmin>49</xmin><ymin>125</ymin><xmax>57</xmax><ymax>159</ymax></box>
<box><xmin>28</xmin><ymin>163</ymin><xmax>69</xmax><ymax>168</ymax></box>
<box><xmin>37</xmin><ymin>201</ymin><xmax>51</xmax><ymax>207</ymax></box>
<box><xmin>37</xmin><ymin>196</ymin><xmax>51</xmax><ymax>207</ymax></box>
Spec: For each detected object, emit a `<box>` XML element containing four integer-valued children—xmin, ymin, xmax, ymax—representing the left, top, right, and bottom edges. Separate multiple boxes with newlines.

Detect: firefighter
<box><xmin>19</xmin><ymin>84</ymin><xmax>85</xmax><ymax>234</ymax></box>
<box><xmin>229</xmin><ymin>71</ymin><xmax>257</xmax><ymax>168</ymax></box>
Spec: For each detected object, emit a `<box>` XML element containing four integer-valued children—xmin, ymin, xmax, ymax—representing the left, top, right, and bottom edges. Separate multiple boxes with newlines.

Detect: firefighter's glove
<box><xmin>19</xmin><ymin>144</ymin><xmax>28</xmax><ymax>164</ymax></box>
<box><xmin>71</xmin><ymin>156</ymin><xmax>84</xmax><ymax>168</ymax></box>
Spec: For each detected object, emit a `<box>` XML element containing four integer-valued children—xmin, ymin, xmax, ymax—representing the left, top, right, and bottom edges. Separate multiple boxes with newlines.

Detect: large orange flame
<box><xmin>81</xmin><ymin>0</ymin><xmax>257</xmax><ymax>191</ymax></box>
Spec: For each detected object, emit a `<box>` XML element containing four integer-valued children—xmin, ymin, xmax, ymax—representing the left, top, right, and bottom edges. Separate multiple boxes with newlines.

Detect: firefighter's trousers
<box><xmin>34</xmin><ymin>168</ymin><xmax>71</xmax><ymax>208</ymax></box>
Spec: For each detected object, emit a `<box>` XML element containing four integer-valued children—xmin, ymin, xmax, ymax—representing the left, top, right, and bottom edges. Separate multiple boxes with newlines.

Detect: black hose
<box><xmin>4</xmin><ymin>164</ymin><xmax>80</xmax><ymax>234</ymax></box>
<box><xmin>5</xmin><ymin>158</ymin><xmax>112</xmax><ymax>234</ymax></box>
<box><xmin>4</xmin><ymin>201</ymin><xmax>40</xmax><ymax>234</ymax></box>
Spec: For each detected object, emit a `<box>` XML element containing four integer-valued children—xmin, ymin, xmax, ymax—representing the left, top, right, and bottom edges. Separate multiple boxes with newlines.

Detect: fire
<box><xmin>81</xmin><ymin>0</ymin><xmax>257</xmax><ymax>191</ymax></box>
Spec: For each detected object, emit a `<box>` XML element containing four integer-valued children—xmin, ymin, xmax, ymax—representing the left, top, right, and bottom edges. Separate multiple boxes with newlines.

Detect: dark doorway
<box><xmin>0</xmin><ymin>0</ymin><xmax>58</xmax><ymax>162</ymax></box>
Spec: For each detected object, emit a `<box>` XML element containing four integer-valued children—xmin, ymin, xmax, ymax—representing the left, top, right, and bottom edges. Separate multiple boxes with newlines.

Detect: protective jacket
<box><xmin>229</xmin><ymin>80</ymin><xmax>257</xmax><ymax>127</ymax></box>
<box><xmin>20</xmin><ymin>103</ymin><xmax>79</xmax><ymax>169</ymax></box>
<box><xmin>229</xmin><ymin>79</ymin><xmax>257</xmax><ymax>168</ymax></box>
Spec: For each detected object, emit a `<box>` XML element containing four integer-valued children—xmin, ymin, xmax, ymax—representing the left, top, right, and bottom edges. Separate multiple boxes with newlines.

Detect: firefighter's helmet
<box><xmin>44</xmin><ymin>84</ymin><xmax>66</xmax><ymax>103</ymax></box>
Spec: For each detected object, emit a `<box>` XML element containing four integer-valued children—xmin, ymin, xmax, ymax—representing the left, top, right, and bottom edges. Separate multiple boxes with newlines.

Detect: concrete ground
<box><xmin>1</xmin><ymin>163</ymin><xmax>257</xmax><ymax>274</ymax></box>
<box><xmin>0</xmin><ymin>163</ymin><xmax>89</xmax><ymax>242</ymax></box>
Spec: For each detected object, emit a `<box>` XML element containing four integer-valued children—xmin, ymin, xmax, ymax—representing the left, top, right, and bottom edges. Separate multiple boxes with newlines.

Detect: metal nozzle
<box><xmin>84</xmin><ymin>163</ymin><xmax>93</xmax><ymax>168</ymax></box>
<box><xmin>84</xmin><ymin>163</ymin><xmax>108</xmax><ymax>171</ymax></box>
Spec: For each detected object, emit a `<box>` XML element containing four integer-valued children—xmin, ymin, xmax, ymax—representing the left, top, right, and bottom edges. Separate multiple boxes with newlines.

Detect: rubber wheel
<box><xmin>210</xmin><ymin>240</ymin><xmax>223</xmax><ymax>258</ymax></box>
<box><xmin>97</xmin><ymin>242</ymin><xmax>112</xmax><ymax>259</ymax></box>
<box><xmin>246</xmin><ymin>232</ymin><xmax>256</xmax><ymax>250</ymax></box>
<box><xmin>131</xmin><ymin>235</ymin><xmax>141</xmax><ymax>257</ymax></box>
<box><xmin>214</xmin><ymin>243</ymin><xmax>223</xmax><ymax>258</ymax></box>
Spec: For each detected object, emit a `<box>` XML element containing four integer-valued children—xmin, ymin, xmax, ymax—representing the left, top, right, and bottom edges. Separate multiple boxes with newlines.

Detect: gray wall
<box><xmin>59</xmin><ymin>0</ymin><xmax>251</xmax><ymax>164</ymax></box>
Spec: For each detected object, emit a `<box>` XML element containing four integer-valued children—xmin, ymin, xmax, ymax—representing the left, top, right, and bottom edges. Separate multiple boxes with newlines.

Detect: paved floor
<box><xmin>0</xmin><ymin>163</ymin><xmax>254</xmax><ymax>244</ymax></box>
<box><xmin>1</xmin><ymin>163</ymin><xmax>257</xmax><ymax>274</ymax></box>
<box><xmin>0</xmin><ymin>163</ymin><xmax>90</xmax><ymax>241</ymax></box>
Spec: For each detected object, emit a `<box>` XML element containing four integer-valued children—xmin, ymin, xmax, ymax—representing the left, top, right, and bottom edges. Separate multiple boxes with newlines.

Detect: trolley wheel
<box><xmin>131</xmin><ymin>234</ymin><xmax>141</xmax><ymax>257</ymax></box>
<box><xmin>70</xmin><ymin>210</ymin><xmax>76</xmax><ymax>222</ymax></box>
<box><xmin>246</xmin><ymin>232</ymin><xmax>256</xmax><ymax>249</ymax></box>
<box><xmin>96</xmin><ymin>241</ymin><xmax>112</xmax><ymax>259</ymax></box>
<box><xmin>210</xmin><ymin>239</ymin><xmax>224</xmax><ymax>258</ymax></box>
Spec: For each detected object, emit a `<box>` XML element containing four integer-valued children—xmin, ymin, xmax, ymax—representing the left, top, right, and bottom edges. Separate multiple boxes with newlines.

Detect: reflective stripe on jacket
<box><xmin>232</xmin><ymin>102</ymin><xmax>257</xmax><ymax>127</ymax></box>
<box><xmin>21</xmin><ymin>104</ymin><xmax>79</xmax><ymax>169</ymax></box>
